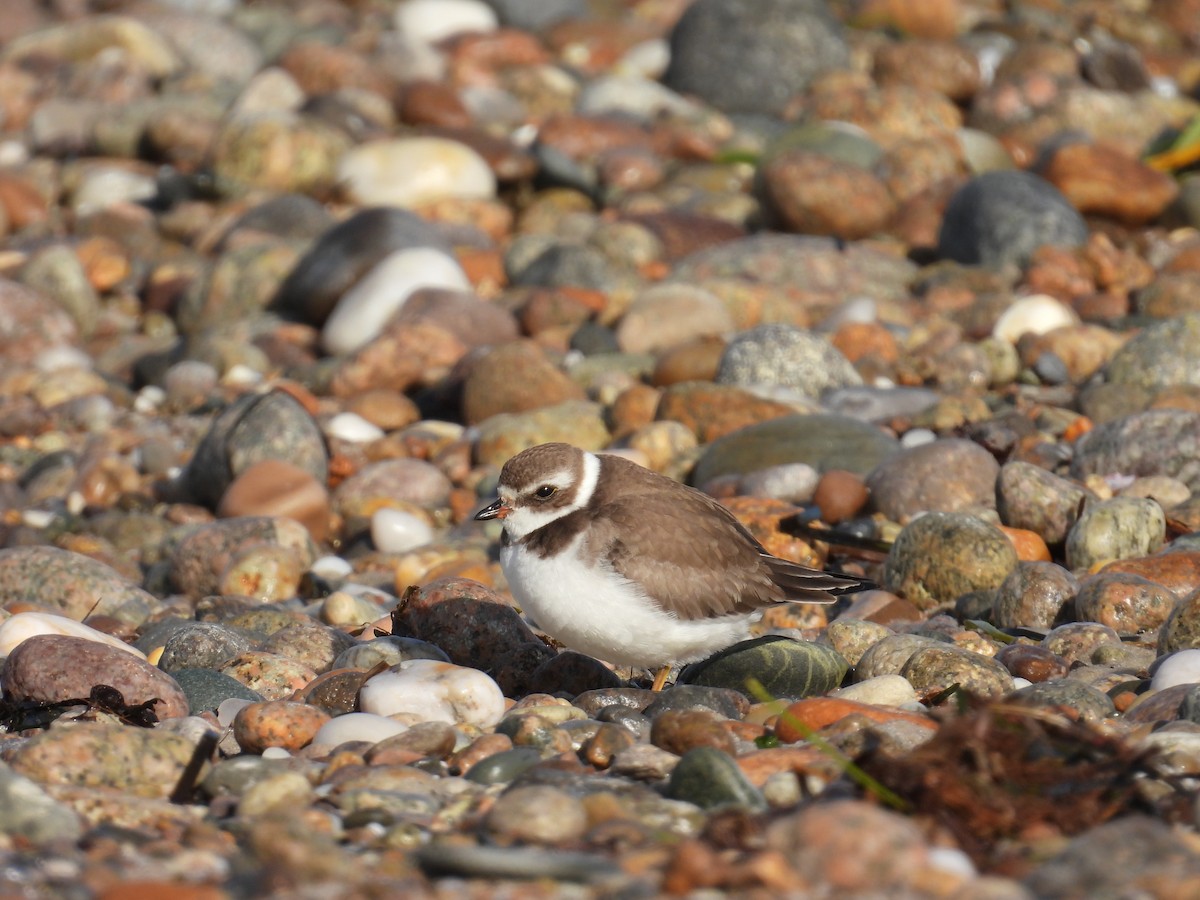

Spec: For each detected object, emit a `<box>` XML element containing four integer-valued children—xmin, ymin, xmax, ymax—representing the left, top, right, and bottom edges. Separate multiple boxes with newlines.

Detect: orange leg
<box><xmin>651</xmin><ymin>665</ymin><xmax>671</xmax><ymax>692</ymax></box>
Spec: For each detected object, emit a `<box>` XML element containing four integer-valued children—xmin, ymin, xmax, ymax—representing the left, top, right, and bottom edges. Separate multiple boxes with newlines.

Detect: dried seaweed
<box><xmin>0</xmin><ymin>684</ymin><xmax>160</xmax><ymax>732</ymax></box>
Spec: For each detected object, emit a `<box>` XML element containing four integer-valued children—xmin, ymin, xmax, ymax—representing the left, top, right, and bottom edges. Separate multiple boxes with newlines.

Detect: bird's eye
<box><xmin>534</xmin><ymin>485</ymin><xmax>557</xmax><ymax>499</ymax></box>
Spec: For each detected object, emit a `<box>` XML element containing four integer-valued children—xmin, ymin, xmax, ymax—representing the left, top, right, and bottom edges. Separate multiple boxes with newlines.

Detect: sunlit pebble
<box><xmin>310</xmin><ymin>555</ymin><xmax>354</xmax><ymax>580</ymax></box>
<box><xmin>35</xmin><ymin>345</ymin><xmax>93</xmax><ymax>372</ymax></box>
<box><xmin>261</xmin><ymin>747</ymin><xmax>292</xmax><ymax>760</ymax></box>
<box><xmin>393</xmin><ymin>0</ymin><xmax>496</xmax><ymax>46</ymax></box>
<box><xmin>311</xmin><ymin>711</ymin><xmax>409</xmax><ymax>748</ymax></box>
<box><xmin>0</xmin><ymin>611</ymin><xmax>147</xmax><ymax>658</ymax></box>
<box><xmin>326</xmin><ymin>412</ymin><xmax>385</xmax><ymax>444</ymax></box>
<box><xmin>21</xmin><ymin>510</ymin><xmax>56</xmax><ymax>529</ymax></box>
<box><xmin>66</xmin><ymin>491</ymin><xmax>85</xmax><ymax>515</ymax></box>
<box><xmin>929</xmin><ymin>847</ymin><xmax>977</xmax><ymax>879</ymax></box>
<box><xmin>1011</xmin><ymin>677</ymin><xmax>1033</xmax><ymax>690</ymax></box>
<box><xmin>0</xmin><ymin>139</ymin><xmax>29</xmax><ymax>165</ymax></box>
<box><xmin>1150</xmin><ymin>650</ymin><xmax>1200</xmax><ymax>691</ymax></box>
<box><xmin>614</xmin><ymin>39</ymin><xmax>670</xmax><ymax>79</ymax></box>
<box><xmin>359</xmin><ymin>659</ymin><xmax>505</xmax><ymax>729</ymax></box>
<box><xmin>222</xmin><ymin>364</ymin><xmax>262</xmax><ymax>387</ymax></box>
<box><xmin>371</xmin><ymin>507</ymin><xmax>434</xmax><ymax>554</ymax></box>
<box><xmin>134</xmin><ymin>385</ymin><xmax>167</xmax><ymax>413</ymax></box>
<box><xmin>900</xmin><ymin>428</ymin><xmax>937</xmax><ymax>449</ymax></box>
<box><xmin>740</xmin><ymin>463</ymin><xmax>820</xmax><ymax>503</ymax></box>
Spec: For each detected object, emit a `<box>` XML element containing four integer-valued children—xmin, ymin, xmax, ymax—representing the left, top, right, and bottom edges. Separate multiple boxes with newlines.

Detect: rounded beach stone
<box><xmin>1149</xmin><ymin>649</ymin><xmax>1200</xmax><ymax>691</ymax></box>
<box><xmin>649</xmin><ymin>708</ymin><xmax>737</xmax><ymax>757</ymax></box>
<box><xmin>994</xmin><ymin>644</ymin><xmax>1069</xmax><ymax>683</ymax></box>
<box><xmin>854</xmin><ymin>634</ymin><xmax>941</xmax><ymax>680</ymax></box>
<box><xmin>882</xmin><ymin>512</ymin><xmax>1019</xmax><ymax>610</ymax></box>
<box><xmin>866</xmin><ymin>438</ymin><xmax>1000</xmax><ymax>522</ymax></box>
<box><xmin>1074</xmin><ymin>572</ymin><xmax>1177</xmax><ymax>635</ymax></box>
<box><xmin>461</xmin><ymin>340</ymin><xmax>584</xmax><ymax>425</ymax></box>
<box><xmin>0</xmin><ymin>546</ymin><xmax>157</xmax><ymax>622</ymax></box>
<box><xmin>1006</xmin><ymin>680</ymin><xmax>1115</xmax><ymax>721</ymax></box>
<box><xmin>679</xmin><ymin>635</ymin><xmax>848</xmax><ymax>701</ymax></box>
<box><xmin>663</xmin><ymin>0</ymin><xmax>848</xmax><ymax>116</ymax></box>
<box><xmin>996</xmin><ymin>461</ymin><xmax>1092</xmax><ymax>546</ymax></box>
<box><xmin>359</xmin><ymin>659</ymin><xmax>506</xmax><ymax>729</ymax></box>
<box><xmin>485</xmin><ymin>784</ymin><xmax>588</xmax><ymax>845</ymax></box>
<box><xmin>311</xmin><ymin>712</ymin><xmax>409</xmax><ymax>748</ymax></box>
<box><xmin>3</xmin><ymin>634</ymin><xmax>188</xmax><ymax>720</ymax></box>
<box><xmin>0</xmin><ymin>764</ymin><xmax>84</xmax><ymax>845</ymax></box>
<box><xmin>937</xmin><ymin>170</ymin><xmax>1088</xmax><ymax>269</ymax></box>
<box><xmin>337</xmin><ymin>137</ymin><xmax>496</xmax><ymax>208</ymax></box>
<box><xmin>258</xmin><ymin>620</ymin><xmax>357</xmax><ymax>675</ymax></box>
<box><xmin>1064</xmin><ymin>496</ymin><xmax>1166</xmax><ymax>571</ymax></box>
<box><xmin>218</xmin><ymin>459</ymin><xmax>331</xmax><ymax>544</ymax></box>
<box><xmin>665</xmin><ymin>746</ymin><xmax>767</xmax><ymax>812</ymax></box>
<box><xmin>899</xmin><ymin>644</ymin><xmax>1014</xmax><ymax>699</ymax></box>
<box><xmin>7</xmin><ymin>723</ymin><xmax>200</xmax><ymax>800</ymax></box>
<box><xmin>715</xmin><ymin>324</ymin><xmax>862</xmax><ymax>397</ymax></box>
<box><xmin>184</xmin><ymin>389</ymin><xmax>328</xmax><ymax>509</ymax></box>
<box><xmin>615</xmin><ymin>284</ymin><xmax>734</xmax><ymax>355</ymax></box>
<box><xmin>990</xmin><ymin>561</ymin><xmax>1078</xmax><ymax>630</ymax></box>
<box><xmin>1104</xmin><ymin>313</ymin><xmax>1200</xmax><ymax>392</ymax></box>
<box><xmin>233</xmin><ymin>700</ymin><xmax>332</xmax><ymax>753</ymax></box>
<box><xmin>156</xmin><ymin>621</ymin><xmax>254</xmax><ymax>673</ymax></box>
<box><xmin>690</xmin><ymin>413</ymin><xmax>900</xmax><ymax>485</ymax></box>
<box><xmin>0</xmin><ymin>612</ymin><xmax>146</xmax><ymax>659</ymax></box>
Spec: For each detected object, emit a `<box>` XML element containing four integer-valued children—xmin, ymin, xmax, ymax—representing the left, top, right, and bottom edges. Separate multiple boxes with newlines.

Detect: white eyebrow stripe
<box><xmin>575</xmin><ymin>451</ymin><xmax>600</xmax><ymax>508</ymax></box>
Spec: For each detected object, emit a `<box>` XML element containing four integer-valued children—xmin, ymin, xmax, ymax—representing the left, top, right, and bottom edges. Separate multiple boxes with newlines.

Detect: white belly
<box><xmin>500</xmin><ymin>538</ymin><xmax>750</xmax><ymax>668</ymax></box>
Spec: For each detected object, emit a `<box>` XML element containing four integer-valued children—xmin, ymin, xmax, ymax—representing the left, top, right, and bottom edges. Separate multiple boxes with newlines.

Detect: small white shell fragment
<box><xmin>0</xmin><ymin>612</ymin><xmax>146</xmax><ymax>659</ymax></box>
<box><xmin>992</xmin><ymin>293</ymin><xmax>1080</xmax><ymax>344</ymax></box>
<box><xmin>358</xmin><ymin>659</ymin><xmax>505</xmax><ymax>729</ymax></box>
<box><xmin>310</xmin><ymin>711</ymin><xmax>410</xmax><ymax>747</ymax></box>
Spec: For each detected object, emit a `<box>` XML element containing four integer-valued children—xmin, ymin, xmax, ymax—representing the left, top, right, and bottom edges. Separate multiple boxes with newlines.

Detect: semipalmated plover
<box><xmin>475</xmin><ymin>443</ymin><xmax>872</xmax><ymax>689</ymax></box>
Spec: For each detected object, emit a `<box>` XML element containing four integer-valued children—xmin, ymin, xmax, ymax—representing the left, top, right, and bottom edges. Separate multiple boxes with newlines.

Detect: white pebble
<box><xmin>35</xmin><ymin>346</ymin><xmax>94</xmax><ymax>372</ymax></box>
<box><xmin>261</xmin><ymin>746</ymin><xmax>293</xmax><ymax>760</ymax></box>
<box><xmin>899</xmin><ymin>428</ymin><xmax>937</xmax><ymax>449</ymax></box>
<box><xmin>134</xmin><ymin>384</ymin><xmax>166</xmax><ymax>413</ymax></box>
<box><xmin>321</xmin><ymin>246</ymin><xmax>470</xmax><ymax>355</ymax></box>
<box><xmin>70</xmin><ymin>167</ymin><xmax>157</xmax><ymax>216</ymax></box>
<box><xmin>370</xmin><ymin>508</ymin><xmax>434</xmax><ymax>554</ymax></box>
<box><xmin>221</xmin><ymin>364</ymin><xmax>263</xmax><ymax>387</ymax></box>
<box><xmin>394</xmin><ymin>0</ymin><xmax>497</xmax><ymax>45</ymax></box>
<box><xmin>359</xmin><ymin>659</ymin><xmax>505</xmax><ymax>728</ymax></box>
<box><xmin>992</xmin><ymin>293</ymin><xmax>1080</xmax><ymax>344</ymax></box>
<box><xmin>337</xmin><ymin>137</ymin><xmax>496</xmax><ymax>209</ymax></box>
<box><xmin>326</xmin><ymin>412</ymin><xmax>385</xmax><ymax>444</ymax></box>
<box><xmin>832</xmin><ymin>674</ymin><xmax>918</xmax><ymax>707</ymax></box>
<box><xmin>311</xmin><ymin>712</ymin><xmax>409</xmax><ymax>747</ymax></box>
<box><xmin>0</xmin><ymin>612</ymin><xmax>146</xmax><ymax>659</ymax></box>
<box><xmin>309</xmin><ymin>555</ymin><xmax>354</xmax><ymax>580</ymax></box>
<box><xmin>1011</xmin><ymin>676</ymin><xmax>1033</xmax><ymax>690</ymax></box>
<box><xmin>1150</xmin><ymin>649</ymin><xmax>1200</xmax><ymax>691</ymax></box>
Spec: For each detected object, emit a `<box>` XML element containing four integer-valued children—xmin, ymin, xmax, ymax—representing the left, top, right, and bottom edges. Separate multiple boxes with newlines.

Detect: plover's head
<box><xmin>474</xmin><ymin>443</ymin><xmax>599</xmax><ymax>540</ymax></box>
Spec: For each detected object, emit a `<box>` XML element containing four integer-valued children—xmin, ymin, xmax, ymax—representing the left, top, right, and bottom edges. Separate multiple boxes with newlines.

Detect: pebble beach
<box><xmin>2</xmin><ymin>0</ymin><xmax>1200</xmax><ymax>896</ymax></box>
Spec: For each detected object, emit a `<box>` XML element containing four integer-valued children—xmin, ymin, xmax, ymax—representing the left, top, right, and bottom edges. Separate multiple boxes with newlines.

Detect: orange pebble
<box><xmin>998</xmin><ymin>525</ymin><xmax>1052</xmax><ymax>561</ymax></box>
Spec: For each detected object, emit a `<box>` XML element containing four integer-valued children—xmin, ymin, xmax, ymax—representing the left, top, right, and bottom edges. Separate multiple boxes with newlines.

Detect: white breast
<box><xmin>499</xmin><ymin>536</ymin><xmax>751</xmax><ymax>668</ymax></box>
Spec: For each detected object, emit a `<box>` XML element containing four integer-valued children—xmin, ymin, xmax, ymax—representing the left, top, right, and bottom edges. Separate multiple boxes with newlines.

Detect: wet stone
<box><xmin>664</xmin><ymin>746</ymin><xmax>767</xmax><ymax>812</ymax></box>
<box><xmin>679</xmin><ymin>636</ymin><xmax>848</xmax><ymax>701</ymax></box>
<box><xmin>172</xmin><ymin>667</ymin><xmax>264</xmax><ymax>714</ymax></box>
<box><xmin>1007</xmin><ymin>680</ymin><xmax>1116</xmax><ymax>721</ymax></box>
